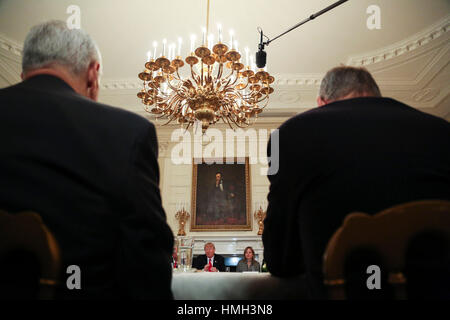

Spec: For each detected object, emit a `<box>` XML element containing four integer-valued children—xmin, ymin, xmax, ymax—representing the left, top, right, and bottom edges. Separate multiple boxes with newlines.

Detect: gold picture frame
<box><xmin>191</xmin><ymin>158</ymin><xmax>251</xmax><ymax>231</ymax></box>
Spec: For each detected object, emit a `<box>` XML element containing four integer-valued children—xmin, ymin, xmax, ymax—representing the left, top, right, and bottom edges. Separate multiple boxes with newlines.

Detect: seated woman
<box><xmin>236</xmin><ymin>246</ymin><xmax>260</xmax><ymax>272</ymax></box>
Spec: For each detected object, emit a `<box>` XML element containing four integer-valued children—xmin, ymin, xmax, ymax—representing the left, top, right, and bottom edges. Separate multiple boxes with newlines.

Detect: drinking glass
<box><xmin>177</xmin><ymin>236</ymin><xmax>194</xmax><ymax>271</ymax></box>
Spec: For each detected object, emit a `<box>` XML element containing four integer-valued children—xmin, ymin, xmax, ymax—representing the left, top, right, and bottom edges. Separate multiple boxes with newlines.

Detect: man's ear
<box><xmin>86</xmin><ymin>61</ymin><xmax>100</xmax><ymax>101</ymax></box>
<box><xmin>20</xmin><ymin>72</ymin><xmax>24</xmax><ymax>80</ymax></box>
<box><xmin>317</xmin><ymin>96</ymin><xmax>328</xmax><ymax>107</ymax></box>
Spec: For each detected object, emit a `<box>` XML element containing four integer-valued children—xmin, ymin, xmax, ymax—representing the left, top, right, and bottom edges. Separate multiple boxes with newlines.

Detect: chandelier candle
<box><xmin>162</xmin><ymin>39</ymin><xmax>167</xmax><ymax>57</ymax></box>
<box><xmin>190</xmin><ymin>35</ymin><xmax>196</xmax><ymax>55</ymax></box>
<box><xmin>229</xmin><ymin>30</ymin><xmax>234</xmax><ymax>49</ymax></box>
<box><xmin>217</xmin><ymin>24</ymin><xmax>222</xmax><ymax>43</ymax></box>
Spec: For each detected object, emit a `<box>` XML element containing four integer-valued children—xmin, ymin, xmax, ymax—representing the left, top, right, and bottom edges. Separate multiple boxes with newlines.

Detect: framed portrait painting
<box><xmin>191</xmin><ymin>158</ymin><xmax>251</xmax><ymax>231</ymax></box>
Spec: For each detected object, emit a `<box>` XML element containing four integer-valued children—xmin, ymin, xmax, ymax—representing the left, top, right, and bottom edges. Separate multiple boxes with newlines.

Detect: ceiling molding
<box><xmin>347</xmin><ymin>15</ymin><xmax>450</xmax><ymax>66</ymax></box>
<box><xmin>98</xmin><ymin>38</ymin><xmax>449</xmax><ymax>95</ymax></box>
<box><xmin>98</xmin><ymin>73</ymin><xmax>323</xmax><ymax>92</ymax></box>
<box><xmin>1</xmin><ymin>20</ymin><xmax>447</xmax><ymax>92</ymax></box>
<box><xmin>0</xmin><ymin>33</ymin><xmax>22</xmax><ymax>58</ymax></box>
<box><xmin>100</xmin><ymin>79</ymin><xmax>141</xmax><ymax>91</ymax></box>
<box><xmin>0</xmin><ymin>33</ymin><xmax>22</xmax><ymax>86</ymax></box>
<box><xmin>0</xmin><ymin>58</ymin><xmax>21</xmax><ymax>85</ymax></box>
<box><xmin>0</xmin><ymin>17</ymin><xmax>447</xmax><ymax>121</ymax></box>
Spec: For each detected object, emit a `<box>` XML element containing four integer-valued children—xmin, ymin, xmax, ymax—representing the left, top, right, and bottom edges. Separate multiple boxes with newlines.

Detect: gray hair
<box><xmin>319</xmin><ymin>66</ymin><xmax>381</xmax><ymax>101</ymax></box>
<box><xmin>22</xmin><ymin>20</ymin><xmax>102</xmax><ymax>76</ymax></box>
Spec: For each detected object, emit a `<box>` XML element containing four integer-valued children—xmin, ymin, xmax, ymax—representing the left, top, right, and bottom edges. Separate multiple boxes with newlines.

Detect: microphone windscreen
<box><xmin>256</xmin><ymin>50</ymin><xmax>267</xmax><ymax>68</ymax></box>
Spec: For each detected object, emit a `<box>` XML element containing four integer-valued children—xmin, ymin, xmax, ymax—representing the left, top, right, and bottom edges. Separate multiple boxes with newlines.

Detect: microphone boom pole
<box><xmin>256</xmin><ymin>0</ymin><xmax>349</xmax><ymax>68</ymax></box>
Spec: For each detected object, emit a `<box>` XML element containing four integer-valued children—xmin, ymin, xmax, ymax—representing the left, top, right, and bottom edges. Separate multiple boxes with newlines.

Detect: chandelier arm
<box><xmin>226</xmin><ymin>111</ymin><xmax>240</xmax><ymax>125</ymax></box>
<box><xmin>160</xmin><ymin>116</ymin><xmax>177</xmax><ymax>126</ymax></box>
<box><xmin>255</xmin><ymin>93</ymin><xmax>270</xmax><ymax>104</ymax></box>
<box><xmin>158</xmin><ymin>91</ymin><xmax>171</xmax><ymax>99</ymax></box>
<box><xmin>223</xmin><ymin>69</ymin><xmax>235</xmax><ymax>80</ymax></box>
<box><xmin>174</xmin><ymin>101</ymin><xmax>185</xmax><ymax>117</ymax></box>
<box><xmin>169</xmin><ymin>73</ymin><xmax>182</xmax><ymax>82</ymax></box>
<box><xmin>190</xmin><ymin>66</ymin><xmax>201</xmax><ymax>86</ymax></box>
<box><xmin>155</xmin><ymin>113</ymin><xmax>169</xmax><ymax>119</ymax></box>
<box><xmin>224</xmin><ymin>87</ymin><xmax>238</xmax><ymax>95</ymax></box>
<box><xmin>164</xmin><ymin>101</ymin><xmax>178</xmax><ymax>116</ymax></box>
<box><xmin>208</xmin><ymin>67</ymin><xmax>214</xmax><ymax>87</ymax></box>
<box><xmin>238</xmin><ymin>81</ymin><xmax>250</xmax><ymax>91</ymax></box>
<box><xmin>166</xmin><ymin>79</ymin><xmax>181</xmax><ymax>92</ymax></box>
<box><xmin>223</xmin><ymin>110</ymin><xmax>237</xmax><ymax>128</ymax></box>
<box><xmin>181</xmin><ymin>80</ymin><xmax>193</xmax><ymax>93</ymax></box>
<box><xmin>175</xmin><ymin>69</ymin><xmax>182</xmax><ymax>80</ymax></box>
<box><xmin>165</xmin><ymin>96</ymin><xmax>178</xmax><ymax>110</ymax></box>
<box><xmin>234</xmin><ymin>89</ymin><xmax>248</xmax><ymax>100</ymax></box>
<box><xmin>228</xmin><ymin>115</ymin><xmax>247</xmax><ymax>129</ymax></box>
<box><xmin>229</xmin><ymin>73</ymin><xmax>241</xmax><ymax>86</ymax></box>
<box><xmin>242</xmin><ymin>93</ymin><xmax>257</xmax><ymax>101</ymax></box>
<box><xmin>255</xmin><ymin>97</ymin><xmax>270</xmax><ymax>110</ymax></box>
<box><xmin>222</xmin><ymin>103</ymin><xmax>233</xmax><ymax>116</ymax></box>
<box><xmin>215</xmin><ymin>63</ymin><xmax>224</xmax><ymax>83</ymax></box>
<box><xmin>240</xmin><ymin>95</ymin><xmax>253</xmax><ymax>102</ymax></box>
<box><xmin>221</xmin><ymin>115</ymin><xmax>235</xmax><ymax>130</ymax></box>
<box><xmin>148</xmin><ymin>81</ymin><xmax>160</xmax><ymax>91</ymax></box>
<box><xmin>201</xmin><ymin>62</ymin><xmax>204</xmax><ymax>86</ymax></box>
<box><xmin>222</xmin><ymin>77</ymin><xmax>232</xmax><ymax>89</ymax></box>
<box><xmin>171</xmin><ymin>97</ymin><xmax>185</xmax><ymax>113</ymax></box>
<box><xmin>177</xmin><ymin>88</ymin><xmax>189</xmax><ymax>100</ymax></box>
<box><xmin>184</xmin><ymin>121</ymin><xmax>192</xmax><ymax>133</ymax></box>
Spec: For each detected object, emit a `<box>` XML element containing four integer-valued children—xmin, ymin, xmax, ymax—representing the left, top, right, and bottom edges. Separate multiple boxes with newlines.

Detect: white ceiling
<box><xmin>1</xmin><ymin>0</ymin><xmax>449</xmax><ymax>127</ymax></box>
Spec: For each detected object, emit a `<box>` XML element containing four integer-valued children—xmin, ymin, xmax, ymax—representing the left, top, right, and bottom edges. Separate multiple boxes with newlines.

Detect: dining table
<box><xmin>171</xmin><ymin>269</ymin><xmax>305</xmax><ymax>300</ymax></box>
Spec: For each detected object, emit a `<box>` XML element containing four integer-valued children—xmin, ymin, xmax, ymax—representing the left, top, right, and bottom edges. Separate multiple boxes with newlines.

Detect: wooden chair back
<box><xmin>0</xmin><ymin>210</ymin><xmax>61</xmax><ymax>299</ymax></box>
<box><xmin>323</xmin><ymin>200</ymin><xmax>450</xmax><ymax>299</ymax></box>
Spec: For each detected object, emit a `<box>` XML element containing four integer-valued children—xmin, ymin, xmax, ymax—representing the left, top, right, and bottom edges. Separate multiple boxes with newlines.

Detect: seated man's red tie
<box><xmin>208</xmin><ymin>258</ymin><xmax>212</xmax><ymax>272</ymax></box>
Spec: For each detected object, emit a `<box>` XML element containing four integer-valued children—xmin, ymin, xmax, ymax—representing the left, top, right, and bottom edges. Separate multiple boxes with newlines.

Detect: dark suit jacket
<box><xmin>262</xmin><ymin>97</ymin><xmax>450</xmax><ymax>299</ymax></box>
<box><xmin>0</xmin><ymin>75</ymin><xmax>174</xmax><ymax>299</ymax></box>
<box><xmin>193</xmin><ymin>254</ymin><xmax>226</xmax><ymax>272</ymax></box>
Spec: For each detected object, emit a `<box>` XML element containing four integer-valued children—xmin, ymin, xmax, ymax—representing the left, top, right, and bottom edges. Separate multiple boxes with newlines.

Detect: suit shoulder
<box><xmin>278</xmin><ymin>107</ymin><xmax>325</xmax><ymax>133</ymax></box>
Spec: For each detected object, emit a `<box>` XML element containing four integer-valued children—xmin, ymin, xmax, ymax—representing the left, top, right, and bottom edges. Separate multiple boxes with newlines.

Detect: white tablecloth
<box><xmin>171</xmin><ymin>271</ymin><xmax>305</xmax><ymax>300</ymax></box>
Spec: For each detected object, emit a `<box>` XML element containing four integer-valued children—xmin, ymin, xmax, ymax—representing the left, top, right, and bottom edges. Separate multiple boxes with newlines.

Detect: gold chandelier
<box><xmin>137</xmin><ymin>0</ymin><xmax>274</xmax><ymax>133</ymax></box>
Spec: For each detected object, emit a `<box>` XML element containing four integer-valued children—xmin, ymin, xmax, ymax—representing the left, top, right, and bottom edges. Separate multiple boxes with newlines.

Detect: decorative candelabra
<box><xmin>254</xmin><ymin>206</ymin><xmax>266</xmax><ymax>235</ymax></box>
<box><xmin>175</xmin><ymin>207</ymin><xmax>190</xmax><ymax>236</ymax></box>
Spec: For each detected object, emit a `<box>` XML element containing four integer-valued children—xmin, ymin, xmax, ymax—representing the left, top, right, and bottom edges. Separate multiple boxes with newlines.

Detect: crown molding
<box><xmin>0</xmin><ymin>33</ymin><xmax>22</xmax><ymax>57</ymax></box>
<box><xmin>1</xmin><ymin>17</ymin><xmax>447</xmax><ymax>92</ymax></box>
<box><xmin>0</xmin><ymin>56</ymin><xmax>21</xmax><ymax>85</ymax></box>
<box><xmin>100</xmin><ymin>79</ymin><xmax>141</xmax><ymax>91</ymax></box>
<box><xmin>347</xmin><ymin>15</ymin><xmax>450</xmax><ymax>66</ymax></box>
<box><xmin>98</xmin><ymin>73</ymin><xmax>323</xmax><ymax>93</ymax></box>
<box><xmin>1</xmin><ymin>22</ymin><xmax>447</xmax><ymax>120</ymax></box>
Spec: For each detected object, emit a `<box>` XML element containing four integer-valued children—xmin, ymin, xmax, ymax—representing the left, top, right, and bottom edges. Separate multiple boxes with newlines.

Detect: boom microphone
<box><xmin>256</xmin><ymin>48</ymin><xmax>266</xmax><ymax>69</ymax></box>
<box><xmin>256</xmin><ymin>29</ymin><xmax>267</xmax><ymax>68</ymax></box>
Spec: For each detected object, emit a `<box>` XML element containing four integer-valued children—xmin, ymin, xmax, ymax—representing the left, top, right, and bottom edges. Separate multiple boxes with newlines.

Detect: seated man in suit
<box><xmin>193</xmin><ymin>242</ymin><xmax>225</xmax><ymax>272</ymax></box>
<box><xmin>263</xmin><ymin>66</ymin><xmax>450</xmax><ymax>299</ymax></box>
<box><xmin>0</xmin><ymin>20</ymin><xmax>174</xmax><ymax>299</ymax></box>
